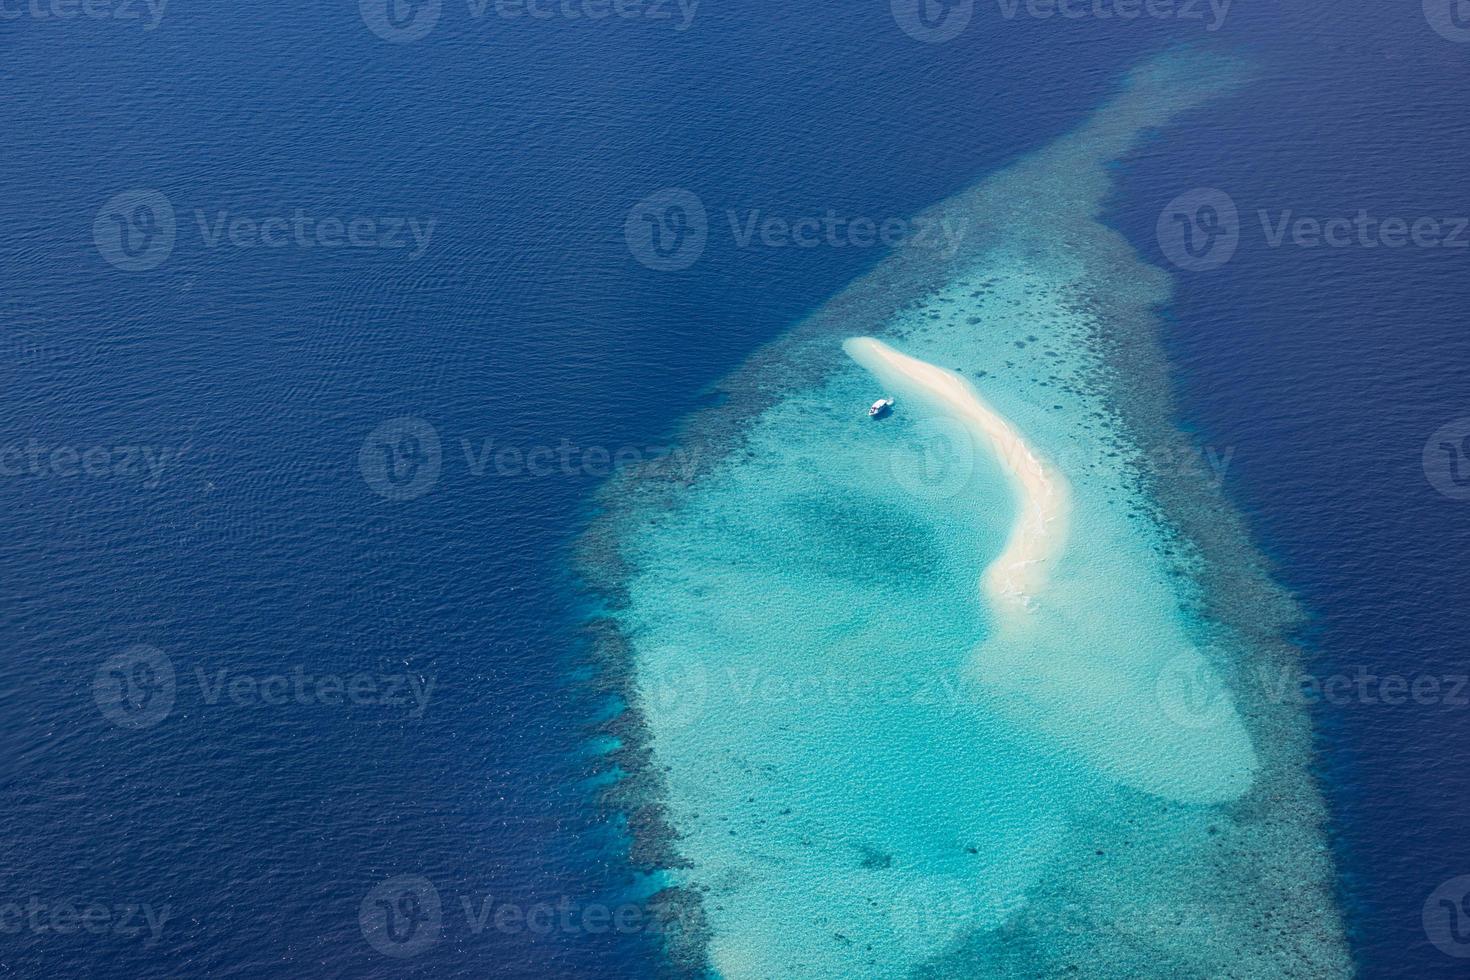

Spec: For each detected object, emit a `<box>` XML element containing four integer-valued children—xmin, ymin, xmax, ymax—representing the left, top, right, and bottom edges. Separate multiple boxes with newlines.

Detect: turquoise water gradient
<box><xmin>593</xmin><ymin>51</ymin><xmax>1350</xmax><ymax>978</ymax></box>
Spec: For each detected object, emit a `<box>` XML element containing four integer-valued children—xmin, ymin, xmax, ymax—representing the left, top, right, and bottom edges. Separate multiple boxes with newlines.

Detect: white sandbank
<box><xmin>844</xmin><ymin>336</ymin><xmax>1071</xmax><ymax>610</ymax></box>
<box><xmin>847</xmin><ymin>336</ymin><xmax>1257</xmax><ymax>804</ymax></box>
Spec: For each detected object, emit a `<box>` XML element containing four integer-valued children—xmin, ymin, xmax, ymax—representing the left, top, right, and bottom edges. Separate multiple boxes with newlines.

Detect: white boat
<box><xmin>868</xmin><ymin>397</ymin><xmax>894</xmax><ymax>418</ymax></box>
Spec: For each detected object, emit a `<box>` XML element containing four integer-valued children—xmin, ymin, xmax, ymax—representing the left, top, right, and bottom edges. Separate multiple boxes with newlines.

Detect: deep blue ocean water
<box><xmin>1</xmin><ymin>1</ymin><xmax>1466</xmax><ymax>977</ymax></box>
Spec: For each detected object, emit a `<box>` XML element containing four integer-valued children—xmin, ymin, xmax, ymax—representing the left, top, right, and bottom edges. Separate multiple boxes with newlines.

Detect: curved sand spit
<box><xmin>844</xmin><ymin>336</ymin><xmax>1070</xmax><ymax>609</ymax></box>
<box><xmin>847</xmin><ymin>335</ymin><xmax>1259</xmax><ymax>804</ymax></box>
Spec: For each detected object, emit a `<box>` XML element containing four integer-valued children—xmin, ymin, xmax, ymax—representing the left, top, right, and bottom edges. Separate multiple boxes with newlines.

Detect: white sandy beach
<box><xmin>844</xmin><ymin>336</ymin><xmax>1071</xmax><ymax>610</ymax></box>
<box><xmin>846</xmin><ymin>336</ymin><xmax>1259</xmax><ymax>804</ymax></box>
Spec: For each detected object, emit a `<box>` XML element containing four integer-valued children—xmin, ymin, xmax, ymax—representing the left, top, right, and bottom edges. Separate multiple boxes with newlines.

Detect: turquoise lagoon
<box><xmin>583</xmin><ymin>51</ymin><xmax>1350</xmax><ymax>978</ymax></box>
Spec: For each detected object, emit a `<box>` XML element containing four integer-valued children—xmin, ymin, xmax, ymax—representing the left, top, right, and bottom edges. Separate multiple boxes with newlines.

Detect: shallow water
<box><xmin>587</xmin><ymin>49</ymin><xmax>1350</xmax><ymax>978</ymax></box>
